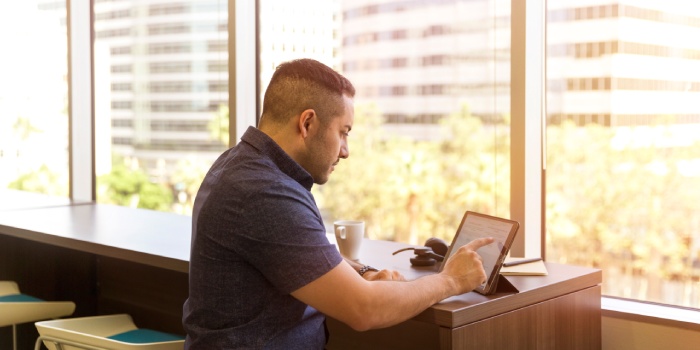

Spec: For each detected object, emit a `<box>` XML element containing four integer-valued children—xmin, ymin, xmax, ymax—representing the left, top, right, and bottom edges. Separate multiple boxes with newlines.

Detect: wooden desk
<box><xmin>326</xmin><ymin>238</ymin><xmax>602</xmax><ymax>349</ymax></box>
<box><xmin>0</xmin><ymin>202</ymin><xmax>601</xmax><ymax>350</ymax></box>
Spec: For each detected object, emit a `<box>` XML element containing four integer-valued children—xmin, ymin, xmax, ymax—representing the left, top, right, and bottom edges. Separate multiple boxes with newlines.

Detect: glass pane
<box><xmin>0</xmin><ymin>1</ymin><xmax>69</xmax><ymax>197</ymax></box>
<box><xmin>546</xmin><ymin>2</ymin><xmax>700</xmax><ymax>307</ymax></box>
<box><xmin>94</xmin><ymin>0</ymin><xmax>229</xmax><ymax>213</ymax></box>
<box><xmin>260</xmin><ymin>0</ymin><xmax>511</xmax><ymax>245</ymax></box>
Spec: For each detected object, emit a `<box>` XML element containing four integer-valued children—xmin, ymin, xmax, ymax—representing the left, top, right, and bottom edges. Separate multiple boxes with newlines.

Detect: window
<box><xmin>259</xmin><ymin>0</ymin><xmax>511</xmax><ymax>244</ymax></box>
<box><xmin>110</xmin><ymin>46</ymin><xmax>132</xmax><ymax>55</ymax></box>
<box><xmin>149</xmin><ymin>4</ymin><xmax>188</xmax><ymax>16</ymax></box>
<box><xmin>111</xmin><ymin>64</ymin><xmax>132</xmax><ymax>73</ymax></box>
<box><xmin>546</xmin><ymin>1</ymin><xmax>700</xmax><ymax>308</ymax></box>
<box><xmin>149</xmin><ymin>62</ymin><xmax>192</xmax><ymax>73</ymax></box>
<box><xmin>94</xmin><ymin>0</ymin><xmax>229</xmax><ymax>214</ymax></box>
<box><xmin>148</xmin><ymin>43</ymin><xmax>192</xmax><ymax>54</ymax></box>
<box><xmin>9</xmin><ymin>0</ymin><xmax>698</xmax><ymax>314</ymax></box>
<box><xmin>0</xmin><ymin>1</ymin><xmax>69</xmax><ymax>197</ymax></box>
<box><xmin>148</xmin><ymin>23</ymin><xmax>191</xmax><ymax>35</ymax></box>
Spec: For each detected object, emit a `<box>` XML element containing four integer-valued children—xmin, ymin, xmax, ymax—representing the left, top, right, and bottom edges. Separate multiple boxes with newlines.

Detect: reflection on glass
<box><xmin>93</xmin><ymin>0</ymin><xmax>229</xmax><ymax>214</ymax></box>
<box><xmin>0</xmin><ymin>1</ymin><xmax>69</xmax><ymax>197</ymax></box>
<box><xmin>546</xmin><ymin>1</ymin><xmax>700</xmax><ymax>308</ymax></box>
<box><xmin>260</xmin><ymin>0</ymin><xmax>511</xmax><ymax>245</ymax></box>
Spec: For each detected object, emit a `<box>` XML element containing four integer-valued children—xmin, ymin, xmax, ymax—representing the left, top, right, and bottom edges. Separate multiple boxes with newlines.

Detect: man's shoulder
<box><xmin>209</xmin><ymin>143</ymin><xmax>280</xmax><ymax>181</ymax></box>
<box><xmin>205</xmin><ymin>155</ymin><xmax>307</xmax><ymax>204</ymax></box>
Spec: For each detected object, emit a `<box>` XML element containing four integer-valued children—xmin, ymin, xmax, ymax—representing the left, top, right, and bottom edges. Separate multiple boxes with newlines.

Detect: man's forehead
<box><xmin>340</xmin><ymin>96</ymin><xmax>354</xmax><ymax>124</ymax></box>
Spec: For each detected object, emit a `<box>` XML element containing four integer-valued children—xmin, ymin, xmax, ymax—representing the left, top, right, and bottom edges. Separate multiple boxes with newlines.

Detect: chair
<box><xmin>34</xmin><ymin>314</ymin><xmax>185</xmax><ymax>350</ymax></box>
<box><xmin>0</xmin><ymin>281</ymin><xmax>76</xmax><ymax>350</ymax></box>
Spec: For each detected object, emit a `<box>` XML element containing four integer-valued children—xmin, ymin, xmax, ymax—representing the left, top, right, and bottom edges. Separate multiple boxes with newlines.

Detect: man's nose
<box><xmin>339</xmin><ymin>141</ymin><xmax>349</xmax><ymax>159</ymax></box>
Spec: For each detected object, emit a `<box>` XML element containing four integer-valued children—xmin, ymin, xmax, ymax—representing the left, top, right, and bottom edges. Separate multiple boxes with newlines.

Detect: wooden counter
<box><xmin>326</xmin><ymin>238</ymin><xmax>602</xmax><ymax>349</ymax></box>
<box><xmin>0</xmin><ymin>197</ymin><xmax>601</xmax><ymax>350</ymax></box>
<box><xmin>0</xmin><ymin>203</ymin><xmax>190</xmax><ymax>273</ymax></box>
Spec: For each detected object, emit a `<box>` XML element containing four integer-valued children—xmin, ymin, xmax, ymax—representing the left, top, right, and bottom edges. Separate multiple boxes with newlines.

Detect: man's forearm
<box><xmin>349</xmin><ymin>273</ymin><xmax>456</xmax><ymax>331</ymax></box>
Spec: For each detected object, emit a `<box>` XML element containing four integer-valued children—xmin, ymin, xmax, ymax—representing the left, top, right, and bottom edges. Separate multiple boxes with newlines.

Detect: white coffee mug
<box><xmin>334</xmin><ymin>220</ymin><xmax>365</xmax><ymax>261</ymax></box>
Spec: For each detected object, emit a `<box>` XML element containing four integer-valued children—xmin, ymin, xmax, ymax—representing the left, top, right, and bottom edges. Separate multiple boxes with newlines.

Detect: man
<box><xmin>183</xmin><ymin>58</ymin><xmax>492</xmax><ymax>349</ymax></box>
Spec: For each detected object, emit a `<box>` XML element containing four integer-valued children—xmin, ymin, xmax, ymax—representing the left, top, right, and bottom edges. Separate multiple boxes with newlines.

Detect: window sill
<box><xmin>602</xmin><ymin>296</ymin><xmax>700</xmax><ymax>332</ymax></box>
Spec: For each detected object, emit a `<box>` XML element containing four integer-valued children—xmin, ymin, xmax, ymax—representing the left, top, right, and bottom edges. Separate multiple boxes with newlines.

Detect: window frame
<box><xmin>68</xmin><ymin>0</ymin><xmax>95</xmax><ymax>202</ymax></box>
<box><xmin>510</xmin><ymin>0</ymin><xmax>545</xmax><ymax>258</ymax></box>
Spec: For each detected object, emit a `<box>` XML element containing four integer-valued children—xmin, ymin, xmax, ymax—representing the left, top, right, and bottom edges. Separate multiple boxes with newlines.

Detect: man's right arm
<box><xmin>291</xmin><ymin>237</ymin><xmax>494</xmax><ymax>331</ymax></box>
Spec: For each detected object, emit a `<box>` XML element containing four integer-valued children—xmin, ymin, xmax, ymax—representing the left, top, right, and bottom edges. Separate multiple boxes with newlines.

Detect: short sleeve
<box><xmin>232</xmin><ymin>182</ymin><xmax>343</xmax><ymax>294</ymax></box>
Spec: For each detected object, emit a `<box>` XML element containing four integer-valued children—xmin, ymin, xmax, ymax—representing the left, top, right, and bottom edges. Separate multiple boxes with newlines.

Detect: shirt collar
<box><xmin>240</xmin><ymin>126</ymin><xmax>314</xmax><ymax>191</ymax></box>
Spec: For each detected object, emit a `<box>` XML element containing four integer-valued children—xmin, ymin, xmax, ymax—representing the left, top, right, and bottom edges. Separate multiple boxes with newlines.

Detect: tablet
<box><xmin>438</xmin><ymin>211</ymin><xmax>520</xmax><ymax>295</ymax></box>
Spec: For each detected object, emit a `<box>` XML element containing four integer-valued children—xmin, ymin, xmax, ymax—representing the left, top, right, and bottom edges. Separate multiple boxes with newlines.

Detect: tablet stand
<box><xmin>494</xmin><ymin>274</ymin><xmax>519</xmax><ymax>294</ymax></box>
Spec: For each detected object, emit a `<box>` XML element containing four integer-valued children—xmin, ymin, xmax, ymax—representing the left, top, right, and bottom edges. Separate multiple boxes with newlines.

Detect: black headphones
<box><xmin>392</xmin><ymin>238</ymin><xmax>449</xmax><ymax>267</ymax></box>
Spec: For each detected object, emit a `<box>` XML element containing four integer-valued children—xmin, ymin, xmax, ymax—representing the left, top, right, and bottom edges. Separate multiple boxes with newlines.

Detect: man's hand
<box><xmin>294</xmin><ymin>238</ymin><xmax>493</xmax><ymax>331</ymax></box>
<box><xmin>362</xmin><ymin>269</ymin><xmax>406</xmax><ymax>281</ymax></box>
<box><xmin>440</xmin><ymin>237</ymin><xmax>494</xmax><ymax>294</ymax></box>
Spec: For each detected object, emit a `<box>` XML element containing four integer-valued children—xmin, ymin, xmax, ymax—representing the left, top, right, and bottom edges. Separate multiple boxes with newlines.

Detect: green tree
<box><xmin>171</xmin><ymin>157</ymin><xmax>211</xmax><ymax>215</ymax></box>
<box><xmin>208</xmin><ymin>104</ymin><xmax>229</xmax><ymax>146</ymax></box>
<box><xmin>314</xmin><ymin>104</ymin><xmax>510</xmax><ymax>245</ymax></box>
<box><xmin>8</xmin><ymin>164</ymin><xmax>68</xmax><ymax>196</ymax></box>
<box><xmin>546</xmin><ymin>121</ymin><xmax>700</xmax><ymax>305</ymax></box>
<box><xmin>13</xmin><ymin>116</ymin><xmax>42</xmax><ymax>141</ymax></box>
<box><xmin>98</xmin><ymin>158</ymin><xmax>173</xmax><ymax>211</ymax></box>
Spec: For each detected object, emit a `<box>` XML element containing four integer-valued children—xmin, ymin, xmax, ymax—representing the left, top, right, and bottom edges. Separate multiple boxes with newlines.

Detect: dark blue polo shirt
<box><xmin>183</xmin><ymin>126</ymin><xmax>343</xmax><ymax>349</ymax></box>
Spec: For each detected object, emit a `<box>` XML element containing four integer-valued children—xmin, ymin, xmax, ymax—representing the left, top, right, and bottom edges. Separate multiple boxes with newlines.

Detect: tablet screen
<box><xmin>439</xmin><ymin>211</ymin><xmax>519</xmax><ymax>295</ymax></box>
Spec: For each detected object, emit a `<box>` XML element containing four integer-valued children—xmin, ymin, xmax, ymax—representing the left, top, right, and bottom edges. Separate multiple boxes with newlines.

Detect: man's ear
<box><xmin>298</xmin><ymin>109</ymin><xmax>316</xmax><ymax>138</ymax></box>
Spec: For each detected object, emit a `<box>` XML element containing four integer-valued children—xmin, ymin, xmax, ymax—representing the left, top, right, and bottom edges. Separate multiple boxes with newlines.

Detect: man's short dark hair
<box><xmin>260</xmin><ymin>58</ymin><xmax>356</xmax><ymax>127</ymax></box>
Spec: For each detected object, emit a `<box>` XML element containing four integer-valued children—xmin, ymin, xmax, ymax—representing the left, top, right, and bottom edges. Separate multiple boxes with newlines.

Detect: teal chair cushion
<box><xmin>107</xmin><ymin>329</ymin><xmax>185</xmax><ymax>344</ymax></box>
<box><xmin>0</xmin><ymin>294</ymin><xmax>44</xmax><ymax>302</ymax></box>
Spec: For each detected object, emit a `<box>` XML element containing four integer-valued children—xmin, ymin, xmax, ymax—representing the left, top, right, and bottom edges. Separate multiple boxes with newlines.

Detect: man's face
<box><xmin>305</xmin><ymin>95</ymin><xmax>354</xmax><ymax>185</ymax></box>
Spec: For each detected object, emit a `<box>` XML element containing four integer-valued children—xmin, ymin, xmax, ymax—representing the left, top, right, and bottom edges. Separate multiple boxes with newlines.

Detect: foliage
<box><xmin>97</xmin><ymin>157</ymin><xmax>173</xmax><ymax>211</ymax></box>
<box><xmin>313</xmin><ymin>104</ymin><xmax>509</xmax><ymax>245</ymax></box>
<box><xmin>208</xmin><ymin>104</ymin><xmax>229</xmax><ymax>145</ymax></box>
<box><xmin>13</xmin><ymin>116</ymin><xmax>42</xmax><ymax>141</ymax></box>
<box><xmin>546</xmin><ymin>121</ymin><xmax>700</xmax><ymax>304</ymax></box>
<box><xmin>170</xmin><ymin>157</ymin><xmax>212</xmax><ymax>214</ymax></box>
<box><xmin>8</xmin><ymin>164</ymin><xmax>68</xmax><ymax>196</ymax></box>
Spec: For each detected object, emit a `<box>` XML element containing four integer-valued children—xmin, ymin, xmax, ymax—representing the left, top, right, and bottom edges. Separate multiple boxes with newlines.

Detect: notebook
<box><xmin>500</xmin><ymin>257</ymin><xmax>548</xmax><ymax>276</ymax></box>
<box><xmin>438</xmin><ymin>211</ymin><xmax>520</xmax><ymax>295</ymax></box>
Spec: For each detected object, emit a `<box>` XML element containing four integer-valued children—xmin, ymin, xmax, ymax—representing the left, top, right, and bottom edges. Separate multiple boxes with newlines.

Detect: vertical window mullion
<box><xmin>229</xmin><ymin>0</ymin><xmax>258</xmax><ymax>146</ymax></box>
<box><xmin>510</xmin><ymin>0</ymin><xmax>545</xmax><ymax>257</ymax></box>
<box><xmin>67</xmin><ymin>0</ymin><xmax>95</xmax><ymax>202</ymax></box>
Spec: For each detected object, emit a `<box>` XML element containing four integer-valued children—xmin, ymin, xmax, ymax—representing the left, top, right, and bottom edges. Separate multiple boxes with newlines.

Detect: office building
<box><xmin>340</xmin><ymin>0</ymin><xmax>700</xmax><ymax>133</ymax></box>
<box><xmin>547</xmin><ymin>1</ymin><xmax>700</xmax><ymax>127</ymax></box>
<box><xmin>95</xmin><ymin>0</ymin><xmax>343</xmax><ymax>180</ymax></box>
<box><xmin>258</xmin><ymin>0</ymin><xmax>342</xmax><ymax>105</ymax></box>
<box><xmin>93</xmin><ymin>0</ymin><xmax>230</xmax><ymax>179</ymax></box>
<box><xmin>340</xmin><ymin>0</ymin><xmax>511</xmax><ymax>140</ymax></box>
